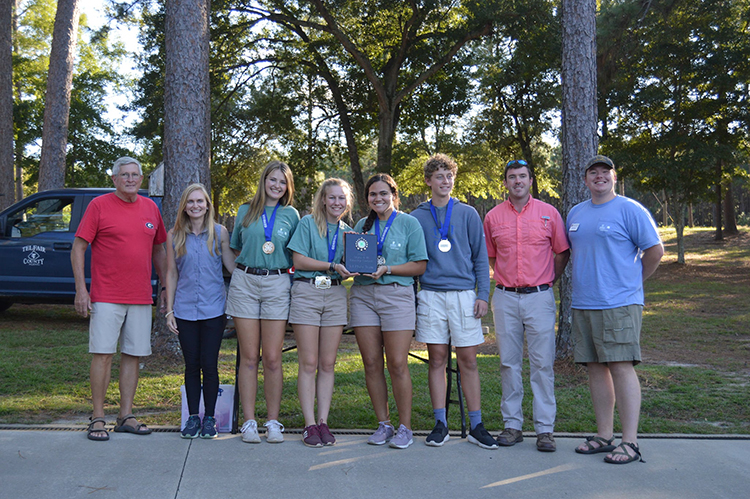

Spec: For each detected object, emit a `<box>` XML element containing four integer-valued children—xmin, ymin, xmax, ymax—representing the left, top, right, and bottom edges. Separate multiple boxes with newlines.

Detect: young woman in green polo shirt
<box><xmin>226</xmin><ymin>160</ymin><xmax>299</xmax><ymax>444</ymax></box>
<box><xmin>350</xmin><ymin>174</ymin><xmax>428</xmax><ymax>449</ymax></box>
<box><xmin>287</xmin><ymin>178</ymin><xmax>358</xmax><ymax>447</ymax></box>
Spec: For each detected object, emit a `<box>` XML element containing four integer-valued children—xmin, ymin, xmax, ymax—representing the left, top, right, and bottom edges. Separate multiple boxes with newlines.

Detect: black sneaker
<box><xmin>200</xmin><ymin>416</ymin><xmax>218</xmax><ymax>439</ymax></box>
<box><xmin>468</xmin><ymin>422</ymin><xmax>499</xmax><ymax>450</ymax></box>
<box><xmin>181</xmin><ymin>415</ymin><xmax>201</xmax><ymax>439</ymax></box>
<box><xmin>425</xmin><ymin>421</ymin><xmax>450</xmax><ymax>447</ymax></box>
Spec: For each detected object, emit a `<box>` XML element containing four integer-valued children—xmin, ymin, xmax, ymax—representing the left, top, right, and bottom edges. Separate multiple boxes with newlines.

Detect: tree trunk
<box><xmin>714</xmin><ymin>163</ymin><xmax>723</xmax><ymax>241</ymax></box>
<box><xmin>672</xmin><ymin>198</ymin><xmax>685</xmax><ymax>264</ymax></box>
<box><xmin>688</xmin><ymin>201</ymin><xmax>694</xmax><ymax>227</ymax></box>
<box><xmin>37</xmin><ymin>0</ymin><xmax>80</xmax><ymax>192</ymax></box>
<box><xmin>557</xmin><ymin>0</ymin><xmax>598</xmax><ymax>359</ymax></box>
<box><xmin>519</xmin><ymin>138</ymin><xmax>540</xmax><ymax>199</ymax></box>
<box><xmin>0</xmin><ymin>0</ymin><xmax>13</xmax><ymax>209</ymax></box>
<box><xmin>723</xmin><ymin>178</ymin><xmax>738</xmax><ymax>235</ymax></box>
<box><xmin>307</xmin><ymin>58</ymin><xmax>365</xmax><ymax>213</ymax></box>
<box><xmin>11</xmin><ymin>0</ymin><xmax>21</xmax><ymax>202</ymax></box>
<box><xmin>376</xmin><ymin>103</ymin><xmax>399</xmax><ymax>174</ymax></box>
<box><xmin>158</xmin><ymin>0</ymin><xmax>212</xmax><ymax>357</ymax></box>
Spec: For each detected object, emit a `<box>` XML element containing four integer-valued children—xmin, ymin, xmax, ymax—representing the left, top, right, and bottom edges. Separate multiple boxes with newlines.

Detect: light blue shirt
<box><xmin>567</xmin><ymin>196</ymin><xmax>661</xmax><ymax>309</ymax></box>
<box><xmin>174</xmin><ymin>224</ymin><xmax>226</xmax><ymax>320</ymax></box>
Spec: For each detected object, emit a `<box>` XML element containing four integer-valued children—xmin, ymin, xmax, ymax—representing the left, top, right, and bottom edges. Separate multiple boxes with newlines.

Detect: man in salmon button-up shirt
<box><xmin>484</xmin><ymin>159</ymin><xmax>569</xmax><ymax>452</ymax></box>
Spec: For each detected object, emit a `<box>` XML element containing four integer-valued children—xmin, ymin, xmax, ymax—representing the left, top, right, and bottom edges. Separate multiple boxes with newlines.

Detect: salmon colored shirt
<box><xmin>483</xmin><ymin>197</ymin><xmax>569</xmax><ymax>288</ymax></box>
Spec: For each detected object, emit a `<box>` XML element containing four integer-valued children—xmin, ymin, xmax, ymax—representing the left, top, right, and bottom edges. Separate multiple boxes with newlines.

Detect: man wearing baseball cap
<box><xmin>566</xmin><ymin>155</ymin><xmax>663</xmax><ymax>464</ymax></box>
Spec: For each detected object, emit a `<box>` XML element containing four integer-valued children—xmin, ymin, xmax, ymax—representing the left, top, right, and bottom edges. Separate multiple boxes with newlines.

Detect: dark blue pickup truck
<box><xmin>0</xmin><ymin>188</ymin><xmax>161</xmax><ymax>312</ymax></box>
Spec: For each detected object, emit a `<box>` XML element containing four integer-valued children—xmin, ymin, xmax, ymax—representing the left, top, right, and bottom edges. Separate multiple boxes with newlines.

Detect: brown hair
<box><xmin>361</xmin><ymin>174</ymin><xmax>399</xmax><ymax>233</ymax></box>
<box><xmin>242</xmin><ymin>160</ymin><xmax>295</xmax><ymax>227</ymax></box>
<box><xmin>423</xmin><ymin>153</ymin><xmax>458</xmax><ymax>178</ymax></box>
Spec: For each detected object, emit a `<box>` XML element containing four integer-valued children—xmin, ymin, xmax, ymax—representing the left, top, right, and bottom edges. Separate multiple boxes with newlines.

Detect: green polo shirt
<box><xmin>230</xmin><ymin>204</ymin><xmax>300</xmax><ymax>270</ymax></box>
<box><xmin>287</xmin><ymin>215</ymin><xmax>352</xmax><ymax>280</ymax></box>
<box><xmin>352</xmin><ymin>211</ymin><xmax>428</xmax><ymax>286</ymax></box>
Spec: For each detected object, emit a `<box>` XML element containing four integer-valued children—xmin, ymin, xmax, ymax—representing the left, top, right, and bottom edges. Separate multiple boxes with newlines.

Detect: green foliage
<box><xmin>467</xmin><ymin>0</ymin><xmax>561</xmax><ymax>198</ymax></box>
<box><xmin>13</xmin><ymin>1</ymin><xmax>133</xmax><ymax>191</ymax></box>
<box><xmin>599</xmin><ymin>0</ymin><xmax>750</xmax><ymax>208</ymax></box>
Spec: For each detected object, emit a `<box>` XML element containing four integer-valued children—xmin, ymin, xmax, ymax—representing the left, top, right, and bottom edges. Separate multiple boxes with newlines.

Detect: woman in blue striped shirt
<box><xmin>165</xmin><ymin>184</ymin><xmax>236</xmax><ymax>439</ymax></box>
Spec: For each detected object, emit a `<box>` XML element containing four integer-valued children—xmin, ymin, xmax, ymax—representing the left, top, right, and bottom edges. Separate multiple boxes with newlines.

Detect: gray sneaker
<box><xmin>240</xmin><ymin>419</ymin><xmax>261</xmax><ymax>443</ymax></box>
<box><xmin>367</xmin><ymin>422</ymin><xmax>395</xmax><ymax>445</ymax></box>
<box><xmin>264</xmin><ymin>419</ymin><xmax>285</xmax><ymax>443</ymax></box>
<box><xmin>389</xmin><ymin>424</ymin><xmax>413</xmax><ymax>449</ymax></box>
<box><xmin>496</xmin><ymin>428</ymin><xmax>524</xmax><ymax>446</ymax></box>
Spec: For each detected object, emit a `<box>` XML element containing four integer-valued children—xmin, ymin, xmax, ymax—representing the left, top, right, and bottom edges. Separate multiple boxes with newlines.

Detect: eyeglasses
<box><xmin>118</xmin><ymin>173</ymin><xmax>142</xmax><ymax>180</ymax></box>
<box><xmin>506</xmin><ymin>159</ymin><xmax>528</xmax><ymax>168</ymax></box>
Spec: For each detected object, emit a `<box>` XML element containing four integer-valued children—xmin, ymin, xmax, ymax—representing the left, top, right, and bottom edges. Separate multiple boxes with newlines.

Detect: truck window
<box><xmin>6</xmin><ymin>198</ymin><xmax>74</xmax><ymax>238</ymax></box>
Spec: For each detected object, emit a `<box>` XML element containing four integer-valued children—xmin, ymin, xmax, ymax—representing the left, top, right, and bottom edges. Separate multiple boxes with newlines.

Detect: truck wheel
<box><xmin>0</xmin><ymin>300</ymin><xmax>12</xmax><ymax>313</ymax></box>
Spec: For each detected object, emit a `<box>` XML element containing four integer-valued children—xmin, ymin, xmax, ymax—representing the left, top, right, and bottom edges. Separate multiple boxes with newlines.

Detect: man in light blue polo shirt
<box><xmin>567</xmin><ymin>155</ymin><xmax>663</xmax><ymax>465</ymax></box>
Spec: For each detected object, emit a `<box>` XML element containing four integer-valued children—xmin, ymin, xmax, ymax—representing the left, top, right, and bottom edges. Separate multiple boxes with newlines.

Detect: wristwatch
<box><xmin>386</xmin><ymin>265</ymin><xmax>392</xmax><ymax>275</ymax></box>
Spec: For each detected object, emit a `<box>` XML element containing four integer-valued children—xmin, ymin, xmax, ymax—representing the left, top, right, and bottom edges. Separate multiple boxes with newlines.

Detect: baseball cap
<box><xmin>585</xmin><ymin>155</ymin><xmax>615</xmax><ymax>172</ymax></box>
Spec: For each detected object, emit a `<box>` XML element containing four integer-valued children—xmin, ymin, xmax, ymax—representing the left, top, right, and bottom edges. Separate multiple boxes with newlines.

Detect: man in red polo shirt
<box><xmin>72</xmin><ymin>157</ymin><xmax>166</xmax><ymax>442</ymax></box>
<box><xmin>484</xmin><ymin>159</ymin><xmax>569</xmax><ymax>452</ymax></box>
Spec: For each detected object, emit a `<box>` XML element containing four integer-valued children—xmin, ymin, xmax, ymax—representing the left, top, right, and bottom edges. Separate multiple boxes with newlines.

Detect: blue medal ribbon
<box><xmin>327</xmin><ymin>222</ymin><xmax>341</xmax><ymax>263</ymax></box>
<box><xmin>429</xmin><ymin>198</ymin><xmax>454</xmax><ymax>243</ymax></box>
<box><xmin>261</xmin><ymin>203</ymin><xmax>280</xmax><ymax>243</ymax></box>
<box><xmin>374</xmin><ymin>211</ymin><xmax>398</xmax><ymax>258</ymax></box>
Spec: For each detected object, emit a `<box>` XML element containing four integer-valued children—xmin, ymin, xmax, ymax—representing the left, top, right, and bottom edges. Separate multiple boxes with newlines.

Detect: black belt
<box><xmin>236</xmin><ymin>264</ymin><xmax>287</xmax><ymax>276</ymax></box>
<box><xmin>496</xmin><ymin>284</ymin><xmax>550</xmax><ymax>294</ymax></box>
<box><xmin>295</xmin><ymin>277</ymin><xmax>342</xmax><ymax>286</ymax></box>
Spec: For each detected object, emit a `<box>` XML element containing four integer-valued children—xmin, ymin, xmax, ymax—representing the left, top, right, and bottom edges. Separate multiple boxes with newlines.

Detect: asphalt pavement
<box><xmin>1</xmin><ymin>426</ymin><xmax>749</xmax><ymax>499</ymax></box>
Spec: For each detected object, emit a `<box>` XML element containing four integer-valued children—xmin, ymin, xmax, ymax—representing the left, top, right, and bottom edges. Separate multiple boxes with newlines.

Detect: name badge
<box><xmin>569</xmin><ymin>223</ymin><xmax>580</xmax><ymax>232</ymax></box>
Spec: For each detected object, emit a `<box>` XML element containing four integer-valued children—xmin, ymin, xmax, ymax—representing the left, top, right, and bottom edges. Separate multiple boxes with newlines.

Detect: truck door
<box><xmin>0</xmin><ymin>195</ymin><xmax>77</xmax><ymax>301</ymax></box>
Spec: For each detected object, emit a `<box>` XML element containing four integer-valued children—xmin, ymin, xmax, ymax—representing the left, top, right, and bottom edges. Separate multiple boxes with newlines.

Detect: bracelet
<box><xmin>328</xmin><ymin>262</ymin><xmax>335</xmax><ymax>274</ymax></box>
<box><xmin>165</xmin><ymin>310</ymin><xmax>174</xmax><ymax>317</ymax></box>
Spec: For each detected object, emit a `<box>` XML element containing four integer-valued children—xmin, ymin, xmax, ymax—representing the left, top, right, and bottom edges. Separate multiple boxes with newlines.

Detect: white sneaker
<box><xmin>241</xmin><ymin>419</ymin><xmax>261</xmax><ymax>443</ymax></box>
<box><xmin>264</xmin><ymin>419</ymin><xmax>285</xmax><ymax>443</ymax></box>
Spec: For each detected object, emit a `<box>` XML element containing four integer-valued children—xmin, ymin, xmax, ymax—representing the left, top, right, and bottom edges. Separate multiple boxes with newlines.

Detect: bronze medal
<box><xmin>262</xmin><ymin>241</ymin><xmax>275</xmax><ymax>254</ymax></box>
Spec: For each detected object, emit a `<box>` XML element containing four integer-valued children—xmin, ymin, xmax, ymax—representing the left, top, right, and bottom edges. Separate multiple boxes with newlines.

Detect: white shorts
<box><xmin>415</xmin><ymin>289</ymin><xmax>484</xmax><ymax>347</ymax></box>
<box><xmin>89</xmin><ymin>303</ymin><xmax>152</xmax><ymax>356</ymax></box>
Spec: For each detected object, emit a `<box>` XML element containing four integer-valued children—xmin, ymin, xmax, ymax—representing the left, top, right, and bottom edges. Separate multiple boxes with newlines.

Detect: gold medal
<box><xmin>262</xmin><ymin>241</ymin><xmax>275</xmax><ymax>254</ymax></box>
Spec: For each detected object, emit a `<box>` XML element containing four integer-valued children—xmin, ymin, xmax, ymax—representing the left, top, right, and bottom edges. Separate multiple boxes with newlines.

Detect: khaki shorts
<box><xmin>349</xmin><ymin>283</ymin><xmax>416</xmax><ymax>332</ymax></box>
<box><xmin>89</xmin><ymin>302</ymin><xmax>152</xmax><ymax>356</ymax></box>
<box><xmin>415</xmin><ymin>289</ymin><xmax>484</xmax><ymax>347</ymax></box>
<box><xmin>572</xmin><ymin>305</ymin><xmax>643</xmax><ymax>365</ymax></box>
<box><xmin>288</xmin><ymin>280</ymin><xmax>348</xmax><ymax>327</ymax></box>
<box><xmin>226</xmin><ymin>269</ymin><xmax>291</xmax><ymax>321</ymax></box>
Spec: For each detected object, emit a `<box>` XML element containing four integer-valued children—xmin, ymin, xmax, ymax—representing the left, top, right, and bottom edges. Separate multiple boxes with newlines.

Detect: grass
<box><xmin>1</xmin><ymin>227</ymin><xmax>749</xmax><ymax>433</ymax></box>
